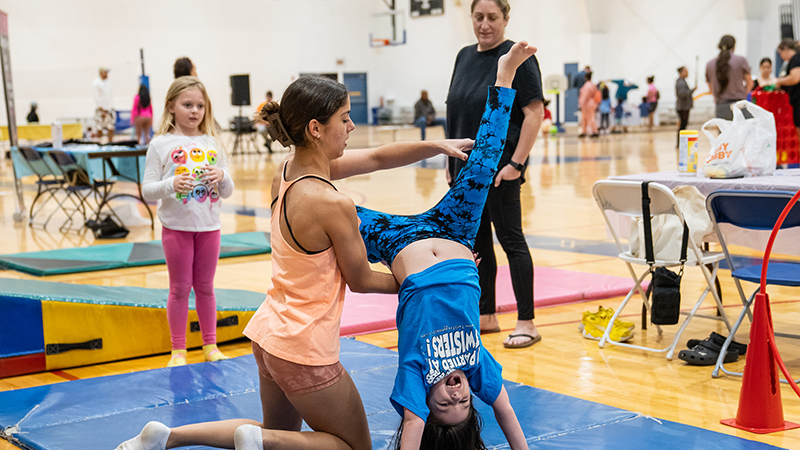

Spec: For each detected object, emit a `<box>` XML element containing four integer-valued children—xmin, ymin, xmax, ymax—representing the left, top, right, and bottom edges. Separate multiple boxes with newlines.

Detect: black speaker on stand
<box><xmin>229</xmin><ymin>74</ymin><xmax>259</xmax><ymax>156</ymax></box>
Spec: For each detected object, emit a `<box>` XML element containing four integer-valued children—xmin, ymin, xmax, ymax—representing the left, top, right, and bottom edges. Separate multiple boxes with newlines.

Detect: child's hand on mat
<box><xmin>173</xmin><ymin>173</ymin><xmax>194</xmax><ymax>194</ymax></box>
<box><xmin>437</xmin><ymin>138</ymin><xmax>472</xmax><ymax>161</ymax></box>
<box><xmin>200</xmin><ymin>166</ymin><xmax>223</xmax><ymax>185</ymax></box>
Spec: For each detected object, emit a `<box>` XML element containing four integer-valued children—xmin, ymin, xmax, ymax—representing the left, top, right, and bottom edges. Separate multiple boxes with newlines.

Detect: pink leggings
<box><xmin>162</xmin><ymin>227</ymin><xmax>221</xmax><ymax>350</ymax></box>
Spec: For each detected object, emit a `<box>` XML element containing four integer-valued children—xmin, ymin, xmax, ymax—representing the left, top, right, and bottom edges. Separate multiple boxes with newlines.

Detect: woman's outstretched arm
<box><xmin>330</xmin><ymin>139</ymin><xmax>471</xmax><ymax>180</ymax></box>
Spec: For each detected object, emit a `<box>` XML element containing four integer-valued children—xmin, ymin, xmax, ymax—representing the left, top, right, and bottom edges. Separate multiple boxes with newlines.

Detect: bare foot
<box><xmin>480</xmin><ymin>314</ymin><xmax>500</xmax><ymax>332</ymax></box>
<box><xmin>503</xmin><ymin>320</ymin><xmax>540</xmax><ymax>348</ymax></box>
<box><xmin>496</xmin><ymin>41</ymin><xmax>537</xmax><ymax>88</ymax></box>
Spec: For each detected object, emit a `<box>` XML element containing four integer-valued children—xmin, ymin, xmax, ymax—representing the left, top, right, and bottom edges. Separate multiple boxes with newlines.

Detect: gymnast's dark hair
<box><xmin>391</xmin><ymin>401</ymin><xmax>487</xmax><ymax>450</ymax></box>
<box><xmin>138</xmin><ymin>84</ymin><xmax>150</xmax><ymax>109</ymax></box>
<box><xmin>174</xmin><ymin>57</ymin><xmax>194</xmax><ymax>79</ymax></box>
<box><xmin>254</xmin><ymin>76</ymin><xmax>349</xmax><ymax>148</ymax></box>
<box><xmin>716</xmin><ymin>35</ymin><xmax>736</xmax><ymax>94</ymax></box>
<box><xmin>760</xmin><ymin>57</ymin><xmax>772</xmax><ymax>67</ymax></box>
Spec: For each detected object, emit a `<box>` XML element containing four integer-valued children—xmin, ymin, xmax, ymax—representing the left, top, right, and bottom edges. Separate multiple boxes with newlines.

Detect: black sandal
<box><xmin>678</xmin><ymin>338</ymin><xmax>739</xmax><ymax>366</ymax></box>
<box><xmin>686</xmin><ymin>332</ymin><xmax>747</xmax><ymax>356</ymax></box>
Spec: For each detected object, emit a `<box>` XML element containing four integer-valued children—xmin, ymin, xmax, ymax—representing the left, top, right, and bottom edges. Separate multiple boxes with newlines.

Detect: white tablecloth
<box><xmin>606</xmin><ymin>170</ymin><xmax>800</xmax><ymax>256</ymax></box>
<box><xmin>610</xmin><ymin>169</ymin><xmax>800</xmax><ymax>196</ymax></box>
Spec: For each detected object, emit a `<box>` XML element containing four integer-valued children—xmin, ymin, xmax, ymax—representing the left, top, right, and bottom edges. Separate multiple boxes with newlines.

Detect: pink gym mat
<box><xmin>340</xmin><ymin>266</ymin><xmax>640</xmax><ymax>336</ymax></box>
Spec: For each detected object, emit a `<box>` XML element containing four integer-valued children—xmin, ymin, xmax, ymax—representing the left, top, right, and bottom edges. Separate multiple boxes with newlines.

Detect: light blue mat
<box><xmin>0</xmin><ymin>339</ymin><xmax>784</xmax><ymax>450</ymax></box>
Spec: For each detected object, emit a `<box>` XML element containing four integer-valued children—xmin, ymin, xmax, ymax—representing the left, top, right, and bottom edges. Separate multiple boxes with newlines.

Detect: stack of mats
<box><xmin>1</xmin><ymin>265</ymin><xmax>642</xmax><ymax>378</ymax></box>
<box><xmin>0</xmin><ymin>231</ymin><xmax>270</xmax><ymax>276</ymax></box>
<box><xmin>0</xmin><ymin>278</ymin><xmax>265</xmax><ymax>378</ymax></box>
<box><xmin>0</xmin><ymin>339</ymin><xmax>784</xmax><ymax>450</ymax></box>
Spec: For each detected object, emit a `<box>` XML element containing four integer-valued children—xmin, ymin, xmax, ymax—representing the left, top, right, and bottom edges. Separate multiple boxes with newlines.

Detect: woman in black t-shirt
<box><xmin>446</xmin><ymin>0</ymin><xmax>544</xmax><ymax>350</ymax></box>
<box><xmin>775</xmin><ymin>38</ymin><xmax>800</xmax><ymax>132</ymax></box>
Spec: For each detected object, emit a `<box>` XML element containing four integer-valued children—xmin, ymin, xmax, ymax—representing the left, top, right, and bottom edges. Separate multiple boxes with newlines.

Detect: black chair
<box><xmin>47</xmin><ymin>150</ymin><xmax>115</xmax><ymax>233</ymax></box>
<box><xmin>18</xmin><ymin>146</ymin><xmax>66</xmax><ymax>228</ymax></box>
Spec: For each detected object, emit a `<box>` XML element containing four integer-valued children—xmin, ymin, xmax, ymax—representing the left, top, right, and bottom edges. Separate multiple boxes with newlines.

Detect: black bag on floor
<box><xmin>641</xmin><ymin>182</ymin><xmax>688</xmax><ymax>325</ymax></box>
<box><xmin>92</xmin><ymin>216</ymin><xmax>129</xmax><ymax>239</ymax></box>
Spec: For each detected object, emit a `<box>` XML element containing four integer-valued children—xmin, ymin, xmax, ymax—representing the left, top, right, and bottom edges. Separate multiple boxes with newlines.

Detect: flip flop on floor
<box><xmin>480</xmin><ymin>327</ymin><xmax>501</xmax><ymax>334</ymax></box>
<box><xmin>503</xmin><ymin>334</ymin><xmax>542</xmax><ymax>349</ymax></box>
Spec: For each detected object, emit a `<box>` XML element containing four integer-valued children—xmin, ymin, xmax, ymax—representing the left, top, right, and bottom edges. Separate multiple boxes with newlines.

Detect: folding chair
<box><xmin>18</xmin><ymin>146</ymin><xmax>67</xmax><ymax>228</ymax></box>
<box><xmin>47</xmin><ymin>150</ymin><xmax>115</xmax><ymax>233</ymax></box>
<box><xmin>706</xmin><ymin>190</ymin><xmax>800</xmax><ymax>379</ymax></box>
<box><xmin>592</xmin><ymin>180</ymin><xmax>731</xmax><ymax>359</ymax></box>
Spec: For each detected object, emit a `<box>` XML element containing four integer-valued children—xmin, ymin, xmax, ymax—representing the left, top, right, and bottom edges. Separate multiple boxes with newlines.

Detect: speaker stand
<box><xmin>231</xmin><ymin>105</ymin><xmax>259</xmax><ymax>156</ymax></box>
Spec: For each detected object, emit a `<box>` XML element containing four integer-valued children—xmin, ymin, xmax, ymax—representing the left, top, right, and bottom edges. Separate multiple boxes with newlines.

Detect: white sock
<box><xmin>115</xmin><ymin>421</ymin><xmax>171</xmax><ymax>450</ymax></box>
<box><xmin>234</xmin><ymin>424</ymin><xmax>264</xmax><ymax>450</ymax></box>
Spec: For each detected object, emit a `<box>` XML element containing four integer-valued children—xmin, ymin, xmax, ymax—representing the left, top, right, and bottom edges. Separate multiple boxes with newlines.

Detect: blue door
<box><xmin>343</xmin><ymin>73</ymin><xmax>369</xmax><ymax>124</ymax></box>
<box><xmin>564</xmin><ymin>63</ymin><xmax>579</xmax><ymax>123</ymax></box>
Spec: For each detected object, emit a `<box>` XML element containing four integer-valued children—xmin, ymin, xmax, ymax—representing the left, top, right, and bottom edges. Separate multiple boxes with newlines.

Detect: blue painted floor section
<box><xmin>0</xmin><ymin>339</ymin><xmax>783</xmax><ymax>450</ymax></box>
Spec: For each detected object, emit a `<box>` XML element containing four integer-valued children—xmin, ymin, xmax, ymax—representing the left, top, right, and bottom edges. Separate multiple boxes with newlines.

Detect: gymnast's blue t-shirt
<box><xmin>391</xmin><ymin>259</ymin><xmax>503</xmax><ymax>421</ymax></box>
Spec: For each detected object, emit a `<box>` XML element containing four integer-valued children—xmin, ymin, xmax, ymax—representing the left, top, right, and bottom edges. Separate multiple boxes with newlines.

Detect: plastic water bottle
<box><xmin>51</xmin><ymin>121</ymin><xmax>63</xmax><ymax>149</ymax></box>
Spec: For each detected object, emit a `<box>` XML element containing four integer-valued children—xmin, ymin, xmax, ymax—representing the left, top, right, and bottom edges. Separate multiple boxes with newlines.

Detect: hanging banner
<box><xmin>0</xmin><ymin>9</ymin><xmax>23</xmax><ymax>222</ymax></box>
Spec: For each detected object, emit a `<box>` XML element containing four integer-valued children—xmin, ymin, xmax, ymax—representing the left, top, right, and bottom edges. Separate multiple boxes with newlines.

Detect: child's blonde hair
<box><xmin>157</xmin><ymin>76</ymin><xmax>219</xmax><ymax>140</ymax></box>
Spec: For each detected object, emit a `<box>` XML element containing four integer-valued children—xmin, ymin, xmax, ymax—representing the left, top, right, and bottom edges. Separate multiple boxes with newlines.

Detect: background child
<box><xmin>638</xmin><ymin>96</ymin><xmax>650</xmax><ymax>128</ymax></box>
<box><xmin>539</xmin><ymin>99</ymin><xmax>552</xmax><ymax>137</ymax></box>
<box><xmin>598</xmin><ymin>82</ymin><xmax>611</xmax><ymax>134</ymax></box>
<box><xmin>132</xmin><ymin>83</ymin><xmax>153</xmax><ymax>145</ymax></box>
<box><xmin>142</xmin><ymin>76</ymin><xmax>234</xmax><ymax>367</ymax></box>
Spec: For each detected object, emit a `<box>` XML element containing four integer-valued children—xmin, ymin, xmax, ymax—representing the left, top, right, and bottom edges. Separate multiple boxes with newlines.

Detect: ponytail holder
<box><xmin>721</xmin><ymin>45</ymin><xmax>728</xmax><ymax>51</ymax></box>
<box><xmin>266</xmin><ymin>112</ymin><xmax>294</xmax><ymax>147</ymax></box>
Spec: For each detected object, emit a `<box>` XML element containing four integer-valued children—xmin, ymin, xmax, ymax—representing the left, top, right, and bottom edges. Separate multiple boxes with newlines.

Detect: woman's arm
<box><xmin>329</xmin><ymin>140</ymin><xmax>471</xmax><ymax>180</ymax></box>
<box><xmin>776</xmin><ymin>67</ymin><xmax>800</xmax><ymax>88</ymax></box>
<box><xmin>323</xmin><ymin>191</ymin><xmax>399</xmax><ymax>294</ymax></box>
<box><xmin>744</xmin><ymin>72</ymin><xmax>754</xmax><ymax>92</ymax></box>
<box><xmin>493</xmin><ymin>386</ymin><xmax>529</xmax><ymax>450</ymax></box>
<box><xmin>399</xmin><ymin>408</ymin><xmax>425</xmax><ymax>450</ymax></box>
<box><xmin>493</xmin><ymin>99</ymin><xmax>543</xmax><ymax>187</ymax></box>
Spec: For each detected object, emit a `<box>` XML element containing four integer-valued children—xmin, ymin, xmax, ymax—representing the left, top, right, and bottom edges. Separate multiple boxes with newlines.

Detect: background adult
<box><xmin>752</xmin><ymin>57</ymin><xmax>777</xmax><ymax>91</ymax></box>
<box><xmin>26</xmin><ymin>102</ymin><xmax>39</xmax><ymax>123</ymax></box>
<box><xmin>645</xmin><ymin>75</ymin><xmax>659</xmax><ymax>130</ymax></box>
<box><xmin>92</xmin><ymin>67</ymin><xmax>115</xmax><ymax>143</ymax></box>
<box><xmin>131</xmin><ymin>84</ymin><xmax>152</xmax><ymax>145</ymax></box>
<box><xmin>578</xmin><ymin>71</ymin><xmax>598</xmax><ymax>138</ymax></box>
<box><xmin>675</xmin><ymin>66</ymin><xmax>695</xmax><ymax>147</ymax></box>
<box><xmin>413</xmin><ymin>89</ymin><xmax>447</xmax><ymax>140</ymax></box>
<box><xmin>446</xmin><ymin>0</ymin><xmax>543</xmax><ymax>349</ymax></box>
<box><xmin>775</xmin><ymin>39</ymin><xmax>800</xmax><ymax>139</ymax></box>
<box><xmin>705</xmin><ymin>35</ymin><xmax>752</xmax><ymax>120</ymax></box>
<box><xmin>173</xmin><ymin>57</ymin><xmax>196</xmax><ymax>79</ymax></box>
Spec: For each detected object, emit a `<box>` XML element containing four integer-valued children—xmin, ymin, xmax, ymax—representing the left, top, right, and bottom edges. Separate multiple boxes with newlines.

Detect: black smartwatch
<box><xmin>508</xmin><ymin>160</ymin><xmax>525</xmax><ymax>172</ymax></box>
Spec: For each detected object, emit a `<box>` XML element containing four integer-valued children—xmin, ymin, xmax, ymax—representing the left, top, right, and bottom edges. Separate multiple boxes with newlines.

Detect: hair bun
<box><xmin>256</xmin><ymin>101</ymin><xmax>294</xmax><ymax>147</ymax></box>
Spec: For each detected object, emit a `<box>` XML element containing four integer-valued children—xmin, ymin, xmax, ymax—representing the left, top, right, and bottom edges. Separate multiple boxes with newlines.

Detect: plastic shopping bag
<box><xmin>701</xmin><ymin>101</ymin><xmax>776</xmax><ymax>178</ymax></box>
<box><xmin>740</xmin><ymin>101</ymin><xmax>777</xmax><ymax>176</ymax></box>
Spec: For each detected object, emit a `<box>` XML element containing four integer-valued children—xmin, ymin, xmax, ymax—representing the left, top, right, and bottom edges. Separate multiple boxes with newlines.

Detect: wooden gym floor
<box><xmin>1</xmin><ymin>124</ymin><xmax>800</xmax><ymax>449</ymax></box>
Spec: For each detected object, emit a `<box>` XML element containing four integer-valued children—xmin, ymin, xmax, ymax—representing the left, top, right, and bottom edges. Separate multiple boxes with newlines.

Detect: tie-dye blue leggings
<box><xmin>356</xmin><ymin>86</ymin><xmax>516</xmax><ymax>265</ymax></box>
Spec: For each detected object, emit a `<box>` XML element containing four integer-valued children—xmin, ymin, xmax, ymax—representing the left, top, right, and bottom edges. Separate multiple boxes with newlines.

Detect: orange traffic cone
<box><xmin>721</xmin><ymin>292</ymin><xmax>800</xmax><ymax>433</ymax></box>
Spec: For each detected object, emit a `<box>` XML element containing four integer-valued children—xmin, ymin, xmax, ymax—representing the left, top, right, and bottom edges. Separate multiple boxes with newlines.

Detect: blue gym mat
<box><xmin>0</xmin><ymin>339</ymin><xmax>783</xmax><ymax>450</ymax></box>
<box><xmin>0</xmin><ymin>231</ymin><xmax>271</xmax><ymax>276</ymax></box>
